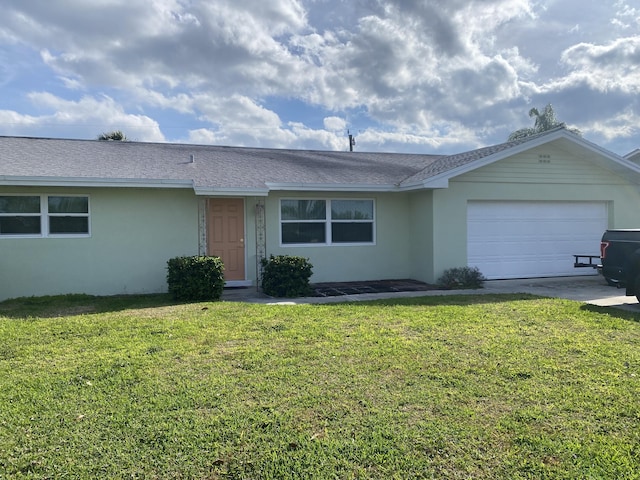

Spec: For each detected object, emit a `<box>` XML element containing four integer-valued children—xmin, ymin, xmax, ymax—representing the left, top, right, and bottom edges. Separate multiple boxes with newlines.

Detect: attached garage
<box><xmin>467</xmin><ymin>201</ymin><xmax>608</xmax><ymax>279</ymax></box>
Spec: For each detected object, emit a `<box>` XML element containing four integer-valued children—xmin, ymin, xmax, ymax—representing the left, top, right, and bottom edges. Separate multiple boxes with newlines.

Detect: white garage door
<box><xmin>467</xmin><ymin>201</ymin><xmax>607</xmax><ymax>279</ymax></box>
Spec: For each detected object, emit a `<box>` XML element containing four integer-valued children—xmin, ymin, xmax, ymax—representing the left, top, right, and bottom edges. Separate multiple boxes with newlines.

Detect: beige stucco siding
<box><xmin>0</xmin><ymin>187</ymin><xmax>199</xmax><ymax>300</ymax></box>
<box><xmin>263</xmin><ymin>192</ymin><xmax>413</xmax><ymax>283</ymax></box>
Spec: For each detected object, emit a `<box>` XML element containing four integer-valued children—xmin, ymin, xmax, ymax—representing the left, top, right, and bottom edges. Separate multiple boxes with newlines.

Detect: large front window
<box><xmin>280</xmin><ymin>199</ymin><xmax>374</xmax><ymax>245</ymax></box>
<box><xmin>0</xmin><ymin>195</ymin><xmax>90</xmax><ymax>237</ymax></box>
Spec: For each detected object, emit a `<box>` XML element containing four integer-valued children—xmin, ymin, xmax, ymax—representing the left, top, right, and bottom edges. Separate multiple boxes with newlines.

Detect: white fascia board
<box><xmin>407</xmin><ymin>177</ymin><xmax>450</xmax><ymax>189</ymax></box>
<box><xmin>624</xmin><ymin>148</ymin><xmax>640</xmax><ymax>160</ymax></box>
<box><xmin>194</xmin><ymin>187</ymin><xmax>269</xmax><ymax>197</ymax></box>
<box><xmin>0</xmin><ymin>176</ymin><xmax>193</xmax><ymax>189</ymax></box>
<box><xmin>564</xmin><ymin>135</ymin><xmax>631</xmax><ymax>165</ymax></box>
<box><xmin>264</xmin><ymin>182</ymin><xmax>399</xmax><ymax>192</ymax></box>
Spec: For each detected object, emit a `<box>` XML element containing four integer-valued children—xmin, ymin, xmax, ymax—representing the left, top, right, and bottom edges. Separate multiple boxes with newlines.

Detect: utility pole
<box><xmin>348</xmin><ymin>130</ymin><xmax>356</xmax><ymax>151</ymax></box>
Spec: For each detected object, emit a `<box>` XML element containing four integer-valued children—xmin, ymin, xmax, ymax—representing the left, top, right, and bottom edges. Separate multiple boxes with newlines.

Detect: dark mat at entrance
<box><xmin>311</xmin><ymin>279</ymin><xmax>439</xmax><ymax>297</ymax></box>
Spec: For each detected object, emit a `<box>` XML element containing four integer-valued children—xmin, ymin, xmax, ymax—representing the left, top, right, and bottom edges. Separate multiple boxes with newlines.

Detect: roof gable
<box><xmin>401</xmin><ymin>128</ymin><xmax>640</xmax><ymax>188</ymax></box>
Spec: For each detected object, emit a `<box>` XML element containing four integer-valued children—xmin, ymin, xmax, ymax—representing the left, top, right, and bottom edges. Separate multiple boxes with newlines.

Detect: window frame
<box><xmin>279</xmin><ymin>198</ymin><xmax>375</xmax><ymax>247</ymax></box>
<box><xmin>0</xmin><ymin>194</ymin><xmax>91</xmax><ymax>238</ymax></box>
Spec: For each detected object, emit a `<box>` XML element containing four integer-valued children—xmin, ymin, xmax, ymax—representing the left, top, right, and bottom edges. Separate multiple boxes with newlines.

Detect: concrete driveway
<box><xmin>481</xmin><ymin>275</ymin><xmax>640</xmax><ymax>312</ymax></box>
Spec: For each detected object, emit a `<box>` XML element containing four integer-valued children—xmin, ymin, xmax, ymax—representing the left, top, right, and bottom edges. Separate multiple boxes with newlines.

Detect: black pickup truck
<box><xmin>599</xmin><ymin>229</ymin><xmax>640</xmax><ymax>301</ymax></box>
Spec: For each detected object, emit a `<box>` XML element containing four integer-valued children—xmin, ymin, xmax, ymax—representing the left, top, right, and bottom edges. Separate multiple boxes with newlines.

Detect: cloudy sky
<box><xmin>0</xmin><ymin>0</ymin><xmax>638</xmax><ymax>155</ymax></box>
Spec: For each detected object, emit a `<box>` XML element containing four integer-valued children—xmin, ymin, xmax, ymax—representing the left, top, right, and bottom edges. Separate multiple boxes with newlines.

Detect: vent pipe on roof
<box><xmin>348</xmin><ymin>130</ymin><xmax>356</xmax><ymax>152</ymax></box>
<box><xmin>189</xmin><ymin>154</ymin><xmax>195</xmax><ymax>163</ymax></box>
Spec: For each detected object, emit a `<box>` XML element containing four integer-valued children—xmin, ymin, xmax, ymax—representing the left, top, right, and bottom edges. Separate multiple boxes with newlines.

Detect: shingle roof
<box><xmin>1</xmin><ymin>127</ymin><xmax>626</xmax><ymax>193</ymax></box>
<box><xmin>0</xmin><ymin>136</ymin><xmax>443</xmax><ymax>192</ymax></box>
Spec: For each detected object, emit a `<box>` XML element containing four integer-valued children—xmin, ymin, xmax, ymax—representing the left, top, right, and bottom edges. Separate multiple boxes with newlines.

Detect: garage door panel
<box><xmin>467</xmin><ymin>201</ymin><xmax>607</xmax><ymax>279</ymax></box>
<box><xmin>479</xmin><ymin>257</ymin><xmax>564</xmax><ymax>278</ymax></box>
<box><xmin>473</xmin><ymin>237</ymin><xmax>600</xmax><ymax>251</ymax></box>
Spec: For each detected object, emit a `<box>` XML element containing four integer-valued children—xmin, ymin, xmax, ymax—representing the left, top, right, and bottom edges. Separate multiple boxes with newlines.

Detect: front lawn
<box><xmin>1</xmin><ymin>294</ymin><xmax>639</xmax><ymax>479</ymax></box>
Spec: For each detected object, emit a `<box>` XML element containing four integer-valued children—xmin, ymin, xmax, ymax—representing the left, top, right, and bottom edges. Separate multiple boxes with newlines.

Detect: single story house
<box><xmin>2</xmin><ymin>127</ymin><xmax>640</xmax><ymax>301</ymax></box>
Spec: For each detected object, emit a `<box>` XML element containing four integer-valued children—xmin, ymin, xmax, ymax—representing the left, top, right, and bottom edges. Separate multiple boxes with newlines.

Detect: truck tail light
<box><xmin>600</xmin><ymin>241</ymin><xmax>610</xmax><ymax>259</ymax></box>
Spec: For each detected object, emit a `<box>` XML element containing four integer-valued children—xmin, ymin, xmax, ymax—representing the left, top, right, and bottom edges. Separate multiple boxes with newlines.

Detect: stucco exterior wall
<box><xmin>1</xmin><ymin>187</ymin><xmax>199</xmax><ymax>300</ymax></box>
<box><xmin>408</xmin><ymin>190</ymin><xmax>435</xmax><ymax>283</ymax></box>
<box><xmin>262</xmin><ymin>192</ymin><xmax>413</xmax><ymax>283</ymax></box>
<box><xmin>428</xmin><ymin>145</ymin><xmax>640</xmax><ymax>282</ymax></box>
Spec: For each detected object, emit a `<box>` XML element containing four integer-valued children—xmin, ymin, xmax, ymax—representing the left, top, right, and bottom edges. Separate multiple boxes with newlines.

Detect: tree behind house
<box><xmin>97</xmin><ymin>130</ymin><xmax>128</xmax><ymax>141</ymax></box>
<box><xmin>508</xmin><ymin>104</ymin><xmax>581</xmax><ymax>140</ymax></box>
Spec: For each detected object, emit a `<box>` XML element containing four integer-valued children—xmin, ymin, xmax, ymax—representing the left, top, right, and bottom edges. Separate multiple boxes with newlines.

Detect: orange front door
<box><xmin>207</xmin><ymin>198</ymin><xmax>245</xmax><ymax>281</ymax></box>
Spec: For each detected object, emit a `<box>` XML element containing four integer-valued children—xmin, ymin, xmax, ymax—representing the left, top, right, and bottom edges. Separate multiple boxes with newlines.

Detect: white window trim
<box><xmin>0</xmin><ymin>194</ymin><xmax>91</xmax><ymax>238</ymax></box>
<box><xmin>279</xmin><ymin>198</ymin><xmax>376</xmax><ymax>247</ymax></box>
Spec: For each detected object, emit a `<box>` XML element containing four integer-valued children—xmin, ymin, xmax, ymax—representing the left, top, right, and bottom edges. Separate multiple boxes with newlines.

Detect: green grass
<box><xmin>1</xmin><ymin>293</ymin><xmax>639</xmax><ymax>479</ymax></box>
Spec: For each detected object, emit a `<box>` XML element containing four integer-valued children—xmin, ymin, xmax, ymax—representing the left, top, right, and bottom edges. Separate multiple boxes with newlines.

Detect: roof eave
<box><xmin>401</xmin><ymin>178</ymin><xmax>450</xmax><ymax>190</ymax></box>
<box><xmin>194</xmin><ymin>187</ymin><xmax>269</xmax><ymax>197</ymax></box>
<box><xmin>264</xmin><ymin>182</ymin><xmax>400</xmax><ymax>192</ymax></box>
<box><xmin>0</xmin><ymin>176</ymin><xmax>194</xmax><ymax>189</ymax></box>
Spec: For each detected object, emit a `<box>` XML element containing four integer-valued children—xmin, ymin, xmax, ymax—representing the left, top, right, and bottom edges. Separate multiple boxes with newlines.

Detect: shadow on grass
<box><xmin>0</xmin><ymin>293</ymin><xmax>186</xmax><ymax>319</ymax></box>
<box><xmin>324</xmin><ymin>293</ymin><xmax>640</xmax><ymax>322</ymax></box>
<box><xmin>322</xmin><ymin>292</ymin><xmax>542</xmax><ymax>307</ymax></box>
<box><xmin>580</xmin><ymin>302</ymin><xmax>640</xmax><ymax>322</ymax></box>
<box><xmin>2</xmin><ymin>291</ymin><xmax>639</xmax><ymax>324</ymax></box>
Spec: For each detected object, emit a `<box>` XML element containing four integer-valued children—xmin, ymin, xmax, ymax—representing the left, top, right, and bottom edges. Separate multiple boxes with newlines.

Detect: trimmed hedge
<box><xmin>167</xmin><ymin>256</ymin><xmax>225</xmax><ymax>301</ymax></box>
<box><xmin>260</xmin><ymin>255</ymin><xmax>313</xmax><ymax>298</ymax></box>
<box><xmin>437</xmin><ymin>266</ymin><xmax>486</xmax><ymax>289</ymax></box>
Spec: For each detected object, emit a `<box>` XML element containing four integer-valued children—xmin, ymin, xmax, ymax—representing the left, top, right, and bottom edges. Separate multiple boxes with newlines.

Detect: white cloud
<box><xmin>0</xmin><ymin>0</ymin><xmax>637</xmax><ymax>154</ymax></box>
<box><xmin>323</xmin><ymin>116</ymin><xmax>347</xmax><ymax>132</ymax></box>
<box><xmin>133</xmin><ymin>89</ymin><xmax>195</xmax><ymax>115</ymax></box>
<box><xmin>0</xmin><ymin>93</ymin><xmax>165</xmax><ymax>141</ymax></box>
<box><xmin>613</xmin><ymin>1</ymin><xmax>640</xmax><ymax>29</ymax></box>
<box><xmin>187</xmin><ymin>95</ymin><xmax>294</xmax><ymax>147</ymax></box>
<box><xmin>557</xmin><ymin>36</ymin><xmax>640</xmax><ymax>94</ymax></box>
<box><xmin>287</xmin><ymin>122</ymin><xmax>347</xmax><ymax>150</ymax></box>
<box><xmin>0</xmin><ymin>110</ymin><xmax>39</xmax><ymax>129</ymax></box>
<box><xmin>194</xmin><ymin>94</ymin><xmax>282</xmax><ymax>129</ymax></box>
<box><xmin>1</xmin><ymin>0</ymin><xmax>538</xmax><ymax>138</ymax></box>
<box><xmin>354</xmin><ymin>122</ymin><xmax>483</xmax><ymax>153</ymax></box>
<box><xmin>188</xmin><ymin>109</ymin><xmax>349</xmax><ymax>151</ymax></box>
<box><xmin>582</xmin><ymin>108</ymin><xmax>640</xmax><ymax>140</ymax></box>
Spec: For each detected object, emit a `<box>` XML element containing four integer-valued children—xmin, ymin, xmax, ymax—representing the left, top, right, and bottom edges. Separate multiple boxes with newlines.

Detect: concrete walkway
<box><xmin>221</xmin><ymin>274</ymin><xmax>640</xmax><ymax>313</ymax></box>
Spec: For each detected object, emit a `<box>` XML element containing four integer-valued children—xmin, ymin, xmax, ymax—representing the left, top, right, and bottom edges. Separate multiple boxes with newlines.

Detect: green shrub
<box><xmin>437</xmin><ymin>266</ymin><xmax>486</xmax><ymax>289</ymax></box>
<box><xmin>167</xmin><ymin>256</ymin><xmax>225</xmax><ymax>301</ymax></box>
<box><xmin>260</xmin><ymin>255</ymin><xmax>313</xmax><ymax>297</ymax></box>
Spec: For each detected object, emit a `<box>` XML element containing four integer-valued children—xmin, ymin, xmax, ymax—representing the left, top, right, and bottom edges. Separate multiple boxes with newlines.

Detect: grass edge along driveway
<box><xmin>1</xmin><ymin>293</ymin><xmax>639</xmax><ymax>479</ymax></box>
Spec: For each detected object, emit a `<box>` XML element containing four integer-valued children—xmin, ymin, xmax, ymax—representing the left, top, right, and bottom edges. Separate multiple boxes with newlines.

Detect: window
<box><xmin>0</xmin><ymin>195</ymin><xmax>90</xmax><ymax>237</ymax></box>
<box><xmin>0</xmin><ymin>196</ymin><xmax>41</xmax><ymax>235</ymax></box>
<box><xmin>330</xmin><ymin>200</ymin><xmax>374</xmax><ymax>243</ymax></box>
<box><xmin>281</xmin><ymin>199</ymin><xmax>326</xmax><ymax>244</ymax></box>
<box><xmin>48</xmin><ymin>196</ymin><xmax>89</xmax><ymax>234</ymax></box>
<box><xmin>280</xmin><ymin>199</ymin><xmax>374</xmax><ymax>245</ymax></box>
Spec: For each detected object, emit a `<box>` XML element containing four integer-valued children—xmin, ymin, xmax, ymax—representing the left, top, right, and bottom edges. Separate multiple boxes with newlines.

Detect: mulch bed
<box><xmin>310</xmin><ymin>279</ymin><xmax>440</xmax><ymax>297</ymax></box>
